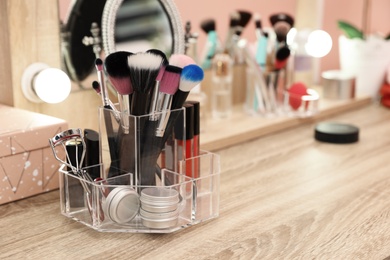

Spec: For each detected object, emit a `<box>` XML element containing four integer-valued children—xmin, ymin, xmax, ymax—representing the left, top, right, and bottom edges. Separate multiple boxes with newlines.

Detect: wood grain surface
<box><xmin>1</xmin><ymin>103</ymin><xmax>390</xmax><ymax>259</ymax></box>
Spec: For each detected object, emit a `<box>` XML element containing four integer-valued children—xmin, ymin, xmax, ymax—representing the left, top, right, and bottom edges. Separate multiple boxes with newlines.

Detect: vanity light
<box><xmin>305</xmin><ymin>30</ymin><xmax>332</xmax><ymax>58</ymax></box>
<box><xmin>21</xmin><ymin>63</ymin><xmax>71</xmax><ymax>104</ymax></box>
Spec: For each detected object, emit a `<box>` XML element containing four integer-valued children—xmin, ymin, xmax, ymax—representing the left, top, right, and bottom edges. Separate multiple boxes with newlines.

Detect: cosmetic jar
<box><xmin>321</xmin><ymin>70</ymin><xmax>355</xmax><ymax>100</ymax></box>
<box><xmin>102</xmin><ymin>187</ymin><xmax>140</xmax><ymax>224</ymax></box>
<box><xmin>141</xmin><ymin>216</ymin><xmax>179</xmax><ymax>229</ymax></box>
<box><xmin>315</xmin><ymin>122</ymin><xmax>359</xmax><ymax>144</ymax></box>
<box><xmin>140</xmin><ymin>187</ymin><xmax>180</xmax><ymax>228</ymax></box>
<box><xmin>140</xmin><ymin>187</ymin><xmax>180</xmax><ymax>204</ymax></box>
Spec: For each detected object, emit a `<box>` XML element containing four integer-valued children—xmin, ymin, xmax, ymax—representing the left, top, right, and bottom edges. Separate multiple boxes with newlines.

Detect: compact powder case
<box><xmin>315</xmin><ymin>122</ymin><xmax>359</xmax><ymax>144</ymax></box>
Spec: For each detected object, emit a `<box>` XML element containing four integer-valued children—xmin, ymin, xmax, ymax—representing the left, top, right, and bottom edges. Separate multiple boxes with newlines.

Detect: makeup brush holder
<box><xmin>244</xmin><ymin>69</ymin><xmax>319</xmax><ymax>118</ymax></box>
<box><xmin>280</xmin><ymin>88</ymin><xmax>319</xmax><ymax>117</ymax></box>
<box><xmin>58</xmin><ymin>107</ymin><xmax>220</xmax><ymax>233</ymax></box>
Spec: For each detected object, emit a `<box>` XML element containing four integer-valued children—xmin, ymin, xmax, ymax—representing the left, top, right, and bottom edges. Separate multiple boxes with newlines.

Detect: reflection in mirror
<box><xmin>112</xmin><ymin>0</ymin><xmax>172</xmax><ymax>54</ymax></box>
<box><xmin>102</xmin><ymin>0</ymin><xmax>184</xmax><ymax>56</ymax></box>
<box><xmin>59</xmin><ymin>0</ymin><xmax>183</xmax><ymax>91</ymax></box>
<box><xmin>59</xmin><ymin>0</ymin><xmax>106</xmax><ymax>88</ymax></box>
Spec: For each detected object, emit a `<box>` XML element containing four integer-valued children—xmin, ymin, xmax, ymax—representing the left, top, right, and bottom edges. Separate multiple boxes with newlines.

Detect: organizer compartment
<box><xmin>59</xmin><ymin>151</ymin><xmax>220</xmax><ymax>233</ymax></box>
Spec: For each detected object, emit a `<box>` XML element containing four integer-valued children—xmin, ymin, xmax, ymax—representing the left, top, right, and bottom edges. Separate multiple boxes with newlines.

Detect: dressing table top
<box><xmin>1</xmin><ymin>102</ymin><xmax>390</xmax><ymax>259</ymax></box>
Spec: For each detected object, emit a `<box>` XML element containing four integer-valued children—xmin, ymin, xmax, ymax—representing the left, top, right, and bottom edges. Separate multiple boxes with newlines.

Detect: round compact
<box><xmin>139</xmin><ymin>187</ymin><xmax>180</xmax><ymax>229</ymax></box>
<box><xmin>314</xmin><ymin>122</ymin><xmax>359</xmax><ymax>144</ymax></box>
<box><xmin>103</xmin><ymin>187</ymin><xmax>140</xmax><ymax>224</ymax></box>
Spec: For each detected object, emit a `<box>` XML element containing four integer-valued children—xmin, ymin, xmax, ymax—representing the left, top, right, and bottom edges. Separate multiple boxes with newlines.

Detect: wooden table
<box><xmin>1</xmin><ymin>103</ymin><xmax>390</xmax><ymax>259</ymax></box>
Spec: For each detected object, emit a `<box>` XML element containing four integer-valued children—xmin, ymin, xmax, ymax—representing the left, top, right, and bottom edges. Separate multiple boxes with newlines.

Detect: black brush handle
<box><xmin>171</xmin><ymin>89</ymin><xmax>189</xmax><ymax>110</ymax></box>
<box><xmin>139</xmin><ymin>120</ymin><xmax>161</xmax><ymax>186</ymax></box>
<box><xmin>130</xmin><ymin>92</ymin><xmax>151</xmax><ymax>116</ymax></box>
<box><xmin>116</xmin><ymin>117</ymin><xmax>136</xmax><ymax>181</ymax></box>
<box><xmin>102</xmin><ymin>107</ymin><xmax>121</xmax><ymax>179</ymax></box>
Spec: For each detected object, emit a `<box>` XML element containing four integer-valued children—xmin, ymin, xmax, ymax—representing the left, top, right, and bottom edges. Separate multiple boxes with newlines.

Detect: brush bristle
<box><xmin>104</xmin><ymin>51</ymin><xmax>133</xmax><ymax>95</ymax></box>
<box><xmin>237</xmin><ymin>10</ymin><xmax>252</xmax><ymax>28</ymax></box>
<box><xmin>169</xmin><ymin>54</ymin><xmax>195</xmax><ymax>68</ymax></box>
<box><xmin>254</xmin><ymin>13</ymin><xmax>262</xmax><ymax>29</ymax></box>
<box><xmin>146</xmin><ymin>49</ymin><xmax>168</xmax><ymax>81</ymax></box>
<box><xmin>105</xmin><ymin>51</ymin><xmax>132</xmax><ymax>77</ymax></box>
<box><xmin>95</xmin><ymin>58</ymin><xmax>103</xmax><ymax>70</ymax></box>
<box><xmin>127</xmin><ymin>52</ymin><xmax>163</xmax><ymax>93</ymax></box>
<box><xmin>274</xmin><ymin>21</ymin><xmax>291</xmax><ymax>42</ymax></box>
<box><xmin>160</xmin><ymin>65</ymin><xmax>182</xmax><ymax>95</ymax></box>
<box><xmin>276</xmin><ymin>46</ymin><xmax>290</xmax><ymax>60</ymax></box>
<box><xmin>270</xmin><ymin>13</ymin><xmax>294</xmax><ymax>27</ymax></box>
<box><xmin>229</xmin><ymin>12</ymin><xmax>240</xmax><ymax>27</ymax></box>
<box><xmin>200</xmin><ymin>19</ymin><xmax>216</xmax><ymax>34</ymax></box>
<box><xmin>179</xmin><ymin>65</ymin><xmax>204</xmax><ymax>92</ymax></box>
<box><xmin>92</xmin><ymin>81</ymin><xmax>101</xmax><ymax>94</ymax></box>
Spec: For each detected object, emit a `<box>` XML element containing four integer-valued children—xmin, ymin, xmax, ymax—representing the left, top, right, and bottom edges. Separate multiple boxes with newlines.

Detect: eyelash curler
<box><xmin>49</xmin><ymin>128</ymin><xmax>92</xmax><ymax>193</ymax></box>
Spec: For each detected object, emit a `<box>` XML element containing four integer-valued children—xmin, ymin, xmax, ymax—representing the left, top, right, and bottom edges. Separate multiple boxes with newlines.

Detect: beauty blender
<box><xmin>288</xmin><ymin>82</ymin><xmax>308</xmax><ymax>110</ymax></box>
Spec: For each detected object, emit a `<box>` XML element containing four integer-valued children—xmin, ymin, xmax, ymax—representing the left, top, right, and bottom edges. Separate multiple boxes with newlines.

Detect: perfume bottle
<box><xmin>211</xmin><ymin>53</ymin><xmax>233</xmax><ymax>119</ymax></box>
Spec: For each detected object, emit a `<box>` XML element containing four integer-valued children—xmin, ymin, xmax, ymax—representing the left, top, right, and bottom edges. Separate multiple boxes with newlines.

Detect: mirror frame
<box><xmin>101</xmin><ymin>0</ymin><xmax>185</xmax><ymax>55</ymax></box>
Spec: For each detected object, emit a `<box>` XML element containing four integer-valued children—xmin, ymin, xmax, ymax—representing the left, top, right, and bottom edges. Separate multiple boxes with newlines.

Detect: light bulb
<box><xmin>21</xmin><ymin>63</ymin><xmax>71</xmax><ymax>103</ymax></box>
<box><xmin>305</xmin><ymin>30</ymin><xmax>333</xmax><ymax>58</ymax></box>
<box><xmin>33</xmin><ymin>68</ymin><xmax>71</xmax><ymax>103</ymax></box>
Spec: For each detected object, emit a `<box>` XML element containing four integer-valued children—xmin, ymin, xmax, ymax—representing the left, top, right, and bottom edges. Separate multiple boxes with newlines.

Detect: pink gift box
<box><xmin>0</xmin><ymin>105</ymin><xmax>68</xmax><ymax>204</ymax></box>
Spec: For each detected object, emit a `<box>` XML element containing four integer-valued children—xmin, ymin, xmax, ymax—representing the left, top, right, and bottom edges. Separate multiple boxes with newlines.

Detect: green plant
<box><xmin>337</xmin><ymin>20</ymin><xmax>364</xmax><ymax>39</ymax></box>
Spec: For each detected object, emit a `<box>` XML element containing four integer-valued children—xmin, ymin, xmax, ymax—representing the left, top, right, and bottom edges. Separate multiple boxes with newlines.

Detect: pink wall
<box><xmin>321</xmin><ymin>0</ymin><xmax>390</xmax><ymax>72</ymax></box>
<box><xmin>176</xmin><ymin>0</ymin><xmax>390</xmax><ymax>74</ymax></box>
<box><xmin>58</xmin><ymin>0</ymin><xmax>389</xmax><ymax>74</ymax></box>
<box><xmin>174</xmin><ymin>0</ymin><xmax>297</xmax><ymax>54</ymax></box>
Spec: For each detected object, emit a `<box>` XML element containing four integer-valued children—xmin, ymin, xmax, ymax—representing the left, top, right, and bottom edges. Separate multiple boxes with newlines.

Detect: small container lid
<box><xmin>104</xmin><ymin>187</ymin><xmax>140</xmax><ymax>224</ymax></box>
<box><xmin>140</xmin><ymin>187</ymin><xmax>179</xmax><ymax>205</ymax></box>
<box><xmin>314</xmin><ymin>122</ymin><xmax>359</xmax><ymax>144</ymax></box>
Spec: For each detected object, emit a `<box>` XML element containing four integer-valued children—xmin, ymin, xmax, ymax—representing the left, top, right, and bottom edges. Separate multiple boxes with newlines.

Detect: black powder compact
<box><xmin>314</xmin><ymin>122</ymin><xmax>359</xmax><ymax>144</ymax></box>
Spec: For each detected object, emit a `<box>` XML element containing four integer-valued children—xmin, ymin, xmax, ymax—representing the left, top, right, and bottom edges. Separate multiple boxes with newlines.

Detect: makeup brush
<box><xmin>224</xmin><ymin>11</ymin><xmax>240</xmax><ymax>52</ymax></box>
<box><xmin>127</xmin><ymin>52</ymin><xmax>164</xmax><ymax>116</ymax></box>
<box><xmin>92</xmin><ymin>81</ymin><xmax>118</xmax><ymax>114</ymax></box>
<box><xmin>139</xmin><ymin>65</ymin><xmax>182</xmax><ymax>186</ymax></box>
<box><xmin>159</xmin><ymin>64</ymin><xmax>204</xmax><ymax>166</ymax></box>
<box><xmin>270</xmin><ymin>13</ymin><xmax>294</xmax><ymax>43</ymax></box>
<box><xmin>95</xmin><ymin>58</ymin><xmax>110</xmax><ymax>108</ymax></box>
<box><xmin>146</xmin><ymin>49</ymin><xmax>169</xmax><ymax>118</ymax></box>
<box><xmin>200</xmin><ymin>18</ymin><xmax>218</xmax><ymax>69</ymax></box>
<box><xmin>254</xmin><ymin>13</ymin><xmax>263</xmax><ymax>40</ymax></box>
<box><xmin>275</xmin><ymin>44</ymin><xmax>291</xmax><ymax>70</ymax></box>
<box><xmin>171</xmin><ymin>64</ymin><xmax>204</xmax><ymax>110</ymax></box>
<box><xmin>104</xmin><ymin>51</ymin><xmax>133</xmax><ymax>96</ymax></box>
<box><xmin>236</xmin><ymin>10</ymin><xmax>252</xmax><ymax>36</ymax></box>
<box><xmin>105</xmin><ymin>51</ymin><xmax>134</xmax><ymax>133</ymax></box>
<box><xmin>91</xmin><ymin>81</ymin><xmax>119</xmax><ymax>178</ymax></box>
<box><xmin>227</xmin><ymin>10</ymin><xmax>252</xmax><ymax>63</ymax></box>
<box><xmin>169</xmin><ymin>54</ymin><xmax>195</xmax><ymax>69</ymax></box>
<box><xmin>155</xmin><ymin>65</ymin><xmax>182</xmax><ymax>137</ymax></box>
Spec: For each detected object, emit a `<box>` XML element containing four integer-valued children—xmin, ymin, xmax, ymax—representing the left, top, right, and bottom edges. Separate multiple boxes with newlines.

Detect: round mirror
<box><xmin>102</xmin><ymin>0</ymin><xmax>184</xmax><ymax>55</ymax></box>
<box><xmin>59</xmin><ymin>0</ymin><xmax>184</xmax><ymax>89</ymax></box>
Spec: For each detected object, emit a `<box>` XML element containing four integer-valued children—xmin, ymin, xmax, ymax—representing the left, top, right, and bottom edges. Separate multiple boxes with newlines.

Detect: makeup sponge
<box><xmin>288</xmin><ymin>82</ymin><xmax>308</xmax><ymax>110</ymax></box>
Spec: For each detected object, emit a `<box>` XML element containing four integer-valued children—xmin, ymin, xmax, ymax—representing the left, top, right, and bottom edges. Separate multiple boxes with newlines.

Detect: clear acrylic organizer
<box><xmin>58</xmin><ymin>107</ymin><xmax>220</xmax><ymax>233</ymax></box>
<box><xmin>244</xmin><ymin>69</ymin><xmax>319</xmax><ymax>118</ymax></box>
